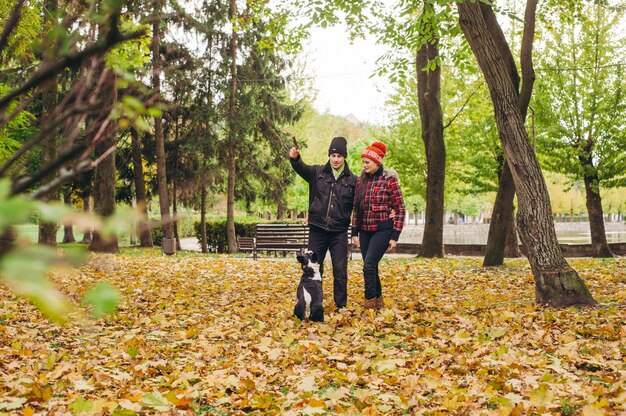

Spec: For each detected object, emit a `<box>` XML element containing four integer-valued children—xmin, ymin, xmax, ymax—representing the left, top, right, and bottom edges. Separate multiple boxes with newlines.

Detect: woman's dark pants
<box><xmin>358</xmin><ymin>228</ymin><xmax>392</xmax><ymax>300</ymax></box>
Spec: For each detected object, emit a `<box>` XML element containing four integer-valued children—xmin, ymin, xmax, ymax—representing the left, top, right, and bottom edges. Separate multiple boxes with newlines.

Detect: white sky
<box><xmin>304</xmin><ymin>25</ymin><xmax>392</xmax><ymax>125</ymax></box>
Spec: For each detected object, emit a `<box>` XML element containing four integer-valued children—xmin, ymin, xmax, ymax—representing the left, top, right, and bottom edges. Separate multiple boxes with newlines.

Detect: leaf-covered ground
<box><xmin>1</xmin><ymin>252</ymin><xmax>625</xmax><ymax>415</ymax></box>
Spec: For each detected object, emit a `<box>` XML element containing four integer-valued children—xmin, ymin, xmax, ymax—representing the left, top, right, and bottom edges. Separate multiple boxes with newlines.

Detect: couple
<box><xmin>289</xmin><ymin>136</ymin><xmax>406</xmax><ymax>311</ymax></box>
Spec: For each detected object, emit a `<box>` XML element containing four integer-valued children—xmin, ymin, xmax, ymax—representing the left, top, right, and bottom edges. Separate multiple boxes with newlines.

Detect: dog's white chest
<box><xmin>303</xmin><ymin>287</ymin><xmax>312</xmax><ymax>319</ymax></box>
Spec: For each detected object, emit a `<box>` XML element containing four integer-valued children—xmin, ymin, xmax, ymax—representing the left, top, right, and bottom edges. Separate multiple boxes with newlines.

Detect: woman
<box><xmin>352</xmin><ymin>141</ymin><xmax>406</xmax><ymax>310</ymax></box>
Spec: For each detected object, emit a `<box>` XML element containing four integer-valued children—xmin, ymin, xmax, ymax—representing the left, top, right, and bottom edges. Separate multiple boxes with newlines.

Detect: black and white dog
<box><xmin>294</xmin><ymin>249</ymin><xmax>324</xmax><ymax>322</ymax></box>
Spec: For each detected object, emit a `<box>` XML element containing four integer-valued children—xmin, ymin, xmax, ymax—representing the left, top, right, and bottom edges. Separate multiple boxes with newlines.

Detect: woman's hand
<box><xmin>352</xmin><ymin>236</ymin><xmax>360</xmax><ymax>249</ymax></box>
<box><xmin>389</xmin><ymin>209</ymin><xmax>396</xmax><ymax>220</ymax></box>
<box><xmin>387</xmin><ymin>239</ymin><xmax>397</xmax><ymax>252</ymax></box>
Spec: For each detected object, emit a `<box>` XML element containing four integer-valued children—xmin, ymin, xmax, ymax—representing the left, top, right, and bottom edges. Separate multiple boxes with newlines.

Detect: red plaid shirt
<box><xmin>352</xmin><ymin>168</ymin><xmax>406</xmax><ymax>240</ymax></box>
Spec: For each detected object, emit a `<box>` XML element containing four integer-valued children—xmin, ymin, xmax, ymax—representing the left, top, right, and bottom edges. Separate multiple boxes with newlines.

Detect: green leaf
<box><xmin>82</xmin><ymin>282</ymin><xmax>120</xmax><ymax>318</ymax></box>
<box><xmin>37</xmin><ymin>201</ymin><xmax>73</xmax><ymax>223</ymax></box>
<box><xmin>0</xmin><ymin>246</ymin><xmax>72</xmax><ymax>323</ymax></box>
<box><xmin>0</xmin><ymin>397</ymin><xmax>27</xmax><ymax>410</ymax></box>
<box><xmin>141</xmin><ymin>392</ymin><xmax>169</xmax><ymax>412</ymax></box>
<box><xmin>70</xmin><ymin>395</ymin><xmax>94</xmax><ymax>414</ymax></box>
<box><xmin>0</xmin><ymin>195</ymin><xmax>34</xmax><ymax>231</ymax></box>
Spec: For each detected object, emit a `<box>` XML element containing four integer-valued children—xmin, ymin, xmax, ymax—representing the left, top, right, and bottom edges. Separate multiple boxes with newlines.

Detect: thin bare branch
<box><xmin>0</xmin><ymin>27</ymin><xmax>145</xmax><ymax>112</ymax></box>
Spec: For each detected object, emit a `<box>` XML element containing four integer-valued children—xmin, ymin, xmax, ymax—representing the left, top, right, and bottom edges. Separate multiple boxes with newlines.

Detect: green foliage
<box><xmin>1</xmin><ymin>245</ymin><xmax>73</xmax><ymax>323</ymax></box>
<box><xmin>82</xmin><ymin>282</ymin><xmax>120</xmax><ymax>317</ymax></box>
<box><xmin>533</xmin><ymin>1</ymin><xmax>626</xmax><ymax>190</ymax></box>
<box><xmin>105</xmin><ymin>19</ymin><xmax>151</xmax><ymax>72</ymax></box>
<box><xmin>193</xmin><ymin>220</ymin><xmax>258</xmax><ymax>253</ymax></box>
<box><xmin>0</xmin><ymin>0</ymin><xmax>41</xmax><ymax>64</ymax></box>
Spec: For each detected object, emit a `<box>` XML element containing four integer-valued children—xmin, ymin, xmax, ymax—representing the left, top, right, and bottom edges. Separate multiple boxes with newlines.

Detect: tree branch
<box><xmin>443</xmin><ymin>81</ymin><xmax>484</xmax><ymax>129</ymax></box>
<box><xmin>518</xmin><ymin>0</ymin><xmax>538</xmax><ymax>120</ymax></box>
<box><xmin>0</xmin><ymin>26</ymin><xmax>146</xmax><ymax>112</ymax></box>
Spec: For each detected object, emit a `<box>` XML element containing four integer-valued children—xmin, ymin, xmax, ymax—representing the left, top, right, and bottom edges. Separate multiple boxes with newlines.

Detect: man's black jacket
<box><xmin>290</xmin><ymin>155</ymin><xmax>357</xmax><ymax>232</ymax></box>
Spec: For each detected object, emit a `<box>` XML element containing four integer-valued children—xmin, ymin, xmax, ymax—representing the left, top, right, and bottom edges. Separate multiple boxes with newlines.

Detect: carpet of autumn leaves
<box><xmin>1</xmin><ymin>252</ymin><xmax>625</xmax><ymax>415</ymax></box>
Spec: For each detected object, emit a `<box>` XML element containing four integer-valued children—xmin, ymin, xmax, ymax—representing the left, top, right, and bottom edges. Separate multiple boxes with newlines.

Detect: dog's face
<box><xmin>296</xmin><ymin>249</ymin><xmax>319</xmax><ymax>272</ymax></box>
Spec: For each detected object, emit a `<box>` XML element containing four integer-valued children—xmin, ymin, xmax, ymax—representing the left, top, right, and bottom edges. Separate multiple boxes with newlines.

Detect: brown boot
<box><xmin>375</xmin><ymin>296</ymin><xmax>384</xmax><ymax>310</ymax></box>
<box><xmin>363</xmin><ymin>298</ymin><xmax>378</xmax><ymax>309</ymax></box>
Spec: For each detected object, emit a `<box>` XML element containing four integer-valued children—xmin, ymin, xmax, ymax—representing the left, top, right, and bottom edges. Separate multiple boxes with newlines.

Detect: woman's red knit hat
<box><xmin>361</xmin><ymin>141</ymin><xmax>387</xmax><ymax>165</ymax></box>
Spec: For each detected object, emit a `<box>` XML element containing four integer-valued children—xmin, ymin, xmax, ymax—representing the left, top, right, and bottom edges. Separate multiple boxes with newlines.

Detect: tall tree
<box><xmin>152</xmin><ymin>0</ymin><xmax>174</xmax><ymax>253</ymax></box>
<box><xmin>457</xmin><ymin>1</ymin><xmax>596</xmax><ymax>307</ymax></box>
<box><xmin>37</xmin><ymin>0</ymin><xmax>60</xmax><ymax>246</ymax></box>
<box><xmin>226</xmin><ymin>0</ymin><xmax>238</xmax><ymax>254</ymax></box>
<box><xmin>130</xmin><ymin>127</ymin><xmax>152</xmax><ymax>247</ymax></box>
<box><xmin>416</xmin><ymin>1</ymin><xmax>445</xmax><ymax>258</ymax></box>
<box><xmin>89</xmin><ymin>67</ymin><xmax>119</xmax><ymax>253</ymax></box>
<box><xmin>534</xmin><ymin>1</ymin><xmax>626</xmax><ymax>258</ymax></box>
<box><xmin>482</xmin><ymin>0</ymin><xmax>538</xmax><ymax>266</ymax></box>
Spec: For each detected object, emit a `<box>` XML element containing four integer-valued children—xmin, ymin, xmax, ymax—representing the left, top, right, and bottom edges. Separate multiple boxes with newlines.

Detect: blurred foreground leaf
<box><xmin>82</xmin><ymin>282</ymin><xmax>121</xmax><ymax>317</ymax></box>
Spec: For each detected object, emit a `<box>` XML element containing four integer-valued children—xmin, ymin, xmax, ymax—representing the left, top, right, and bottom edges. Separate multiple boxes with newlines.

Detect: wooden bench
<box><xmin>238</xmin><ymin>223</ymin><xmax>353</xmax><ymax>260</ymax></box>
<box><xmin>255</xmin><ymin>223</ymin><xmax>308</xmax><ymax>259</ymax></box>
<box><xmin>237</xmin><ymin>236</ymin><xmax>256</xmax><ymax>259</ymax></box>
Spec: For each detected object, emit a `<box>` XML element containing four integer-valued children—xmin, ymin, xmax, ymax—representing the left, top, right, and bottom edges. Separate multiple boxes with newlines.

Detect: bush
<box><xmin>193</xmin><ymin>220</ymin><xmax>255</xmax><ymax>253</ymax></box>
<box><xmin>151</xmin><ymin>220</ymin><xmax>163</xmax><ymax>246</ymax></box>
<box><xmin>150</xmin><ymin>216</ymin><xmax>198</xmax><ymax>247</ymax></box>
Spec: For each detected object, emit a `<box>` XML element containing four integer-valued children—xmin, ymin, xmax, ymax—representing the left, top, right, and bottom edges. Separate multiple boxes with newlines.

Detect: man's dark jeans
<box><xmin>358</xmin><ymin>228</ymin><xmax>393</xmax><ymax>300</ymax></box>
<box><xmin>308</xmin><ymin>226</ymin><xmax>348</xmax><ymax>308</ymax></box>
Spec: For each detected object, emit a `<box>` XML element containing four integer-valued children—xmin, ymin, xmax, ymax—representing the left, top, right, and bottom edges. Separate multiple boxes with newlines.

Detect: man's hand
<box><xmin>352</xmin><ymin>236</ymin><xmax>360</xmax><ymax>249</ymax></box>
<box><xmin>289</xmin><ymin>147</ymin><xmax>300</xmax><ymax>159</ymax></box>
<box><xmin>387</xmin><ymin>239</ymin><xmax>397</xmax><ymax>252</ymax></box>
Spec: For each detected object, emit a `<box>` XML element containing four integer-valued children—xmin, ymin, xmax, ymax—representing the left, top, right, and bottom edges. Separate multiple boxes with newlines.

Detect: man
<box><xmin>289</xmin><ymin>136</ymin><xmax>356</xmax><ymax>309</ymax></box>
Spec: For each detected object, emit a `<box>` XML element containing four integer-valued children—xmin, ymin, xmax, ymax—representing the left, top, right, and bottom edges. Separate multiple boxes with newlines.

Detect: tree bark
<box><xmin>61</xmin><ymin>186</ymin><xmax>76</xmax><ymax>243</ymax></box>
<box><xmin>81</xmin><ymin>192</ymin><xmax>93</xmax><ymax>243</ymax></box>
<box><xmin>37</xmin><ymin>0</ymin><xmax>60</xmax><ymax>246</ymax></box>
<box><xmin>131</xmin><ymin>128</ymin><xmax>153</xmax><ymax>247</ymax></box>
<box><xmin>503</xmin><ymin>202</ymin><xmax>520</xmax><ymax>258</ymax></box>
<box><xmin>483</xmin><ymin>162</ymin><xmax>517</xmax><ymax>266</ymax></box>
<box><xmin>200</xmin><ymin>183</ymin><xmax>208</xmax><ymax>253</ymax></box>
<box><xmin>277</xmin><ymin>198</ymin><xmax>286</xmax><ymax>220</ymax></box>
<box><xmin>580</xmin><ymin>152</ymin><xmax>613</xmax><ymax>258</ymax></box>
<box><xmin>172</xmin><ymin>178</ymin><xmax>182</xmax><ymax>251</ymax></box>
<box><xmin>481</xmin><ymin>0</ymin><xmax>537</xmax><ymax>265</ymax></box>
<box><xmin>226</xmin><ymin>0</ymin><xmax>238</xmax><ymax>254</ymax></box>
<box><xmin>416</xmin><ymin>2</ymin><xmax>445</xmax><ymax>258</ymax></box>
<box><xmin>152</xmin><ymin>0</ymin><xmax>174</xmax><ymax>249</ymax></box>
<box><xmin>457</xmin><ymin>1</ymin><xmax>596</xmax><ymax>307</ymax></box>
<box><xmin>89</xmin><ymin>69</ymin><xmax>118</xmax><ymax>253</ymax></box>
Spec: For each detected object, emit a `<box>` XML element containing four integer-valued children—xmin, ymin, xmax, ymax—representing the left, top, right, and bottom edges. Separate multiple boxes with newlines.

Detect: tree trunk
<box><xmin>173</xmin><ymin>178</ymin><xmax>182</xmax><ymax>251</ymax></box>
<box><xmin>38</xmin><ymin>0</ymin><xmax>60</xmax><ymax>246</ymax></box>
<box><xmin>131</xmin><ymin>128</ymin><xmax>153</xmax><ymax>247</ymax></box>
<box><xmin>416</xmin><ymin>3</ymin><xmax>445</xmax><ymax>258</ymax></box>
<box><xmin>457</xmin><ymin>1</ymin><xmax>596</xmax><ymax>307</ymax></box>
<box><xmin>226</xmin><ymin>0</ymin><xmax>238</xmax><ymax>254</ymax></box>
<box><xmin>81</xmin><ymin>193</ymin><xmax>93</xmax><ymax>243</ymax></box>
<box><xmin>200</xmin><ymin>183</ymin><xmax>208</xmax><ymax>253</ymax></box>
<box><xmin>62</xmin><ymin>187</ymin><xmax>76</xmax><ymax>243</ymax></box>
<box><xmin>503</xmin><ymin>204</ymin><xmax>520</xmax><ymax>258</ymax></box>
<box><xmin>277</xmin><ymin>198</ymin><xmax>286</xmax><ymax>220</ymax></box>
<box><xmin>481</xmin><ymin>0</ymin><xmax>536</xmax><ymax>265</ymax></box>
<box><xmin>580</xmin><ymin>153</ymin><xmax>613</xmax><ymax>258</ymax></box>
<box><xmin>152</xmin><ymin>1</ymin><xmax>174</xmax><ymax>249</ymax></box>
<box><xmin>483</xmin><ymin>162</ymin><xmax>517</xmax><ymax>266</ymax></box>
<box><xmin>89</xmin><ymin>69</ymin><xmax>118</xmax><ymax>253</ymax></box>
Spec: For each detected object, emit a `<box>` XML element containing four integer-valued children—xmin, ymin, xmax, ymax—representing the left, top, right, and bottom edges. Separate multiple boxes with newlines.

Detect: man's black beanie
<box><xmin>328</xmin><ymin>136</ymin><xmax>348</xmax><ymax>158</ymax></box>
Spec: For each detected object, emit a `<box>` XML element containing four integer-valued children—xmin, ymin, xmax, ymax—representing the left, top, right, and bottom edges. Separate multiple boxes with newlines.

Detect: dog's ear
<box><xmin>296</xmin><ymin>254</ymin><xmax>306</xmax><ymax>264</ymax></box>
<box><xmin>310</xmin><ymin>252</ymin><xmax>319</xmax><ymax>263</ymax></box>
